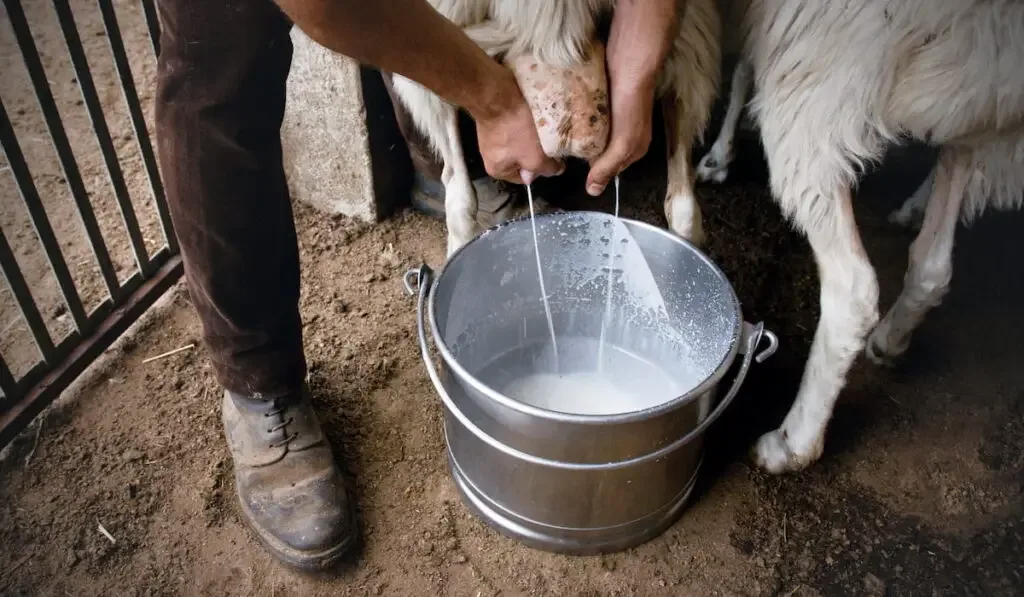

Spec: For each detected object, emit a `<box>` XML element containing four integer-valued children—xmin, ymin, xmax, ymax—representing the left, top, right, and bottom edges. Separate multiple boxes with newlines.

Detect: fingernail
<box><xmin>520</xmin><ymin>169</ymin><xmax>536</xmax><ymax>185</ymax></box>
<box><xmin>587</xmin><ymin>183</ymin><xmax>605</xmax><ymax>196</ymax></box>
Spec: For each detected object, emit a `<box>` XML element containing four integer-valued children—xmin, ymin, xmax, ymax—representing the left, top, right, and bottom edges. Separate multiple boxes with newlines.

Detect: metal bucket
<box><xmin>405</xmin><ymin>211</ymin><xmax>777</xmax><ymax>554</ymax></box>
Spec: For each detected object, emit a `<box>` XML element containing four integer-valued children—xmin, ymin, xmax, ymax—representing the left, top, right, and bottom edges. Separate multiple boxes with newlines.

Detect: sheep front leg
<box><xmin>390</xmin><ymin>76</ymin><xmax>478</xmax><ymax>257</ymax></box>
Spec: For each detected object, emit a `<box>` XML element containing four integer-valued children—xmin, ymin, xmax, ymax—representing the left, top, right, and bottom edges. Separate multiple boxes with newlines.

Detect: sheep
<box><xmin>387</xmin><ymin>0</ymin><xmax>721</xmax><ymax>258</ymax></box>
<box><xmin>694</xmin><ymin>0</ymin><xmax>939</xmax><ymax>232</ymax></box>
<box><xmin>719</xmin><ymin>0</ymin><xmax>1024</xmax><ymax>473</ymax></box>
<box><xmin>694</xmin><ymin>56</ymin><xmax>940</xmax><ymax>232</ymax></box>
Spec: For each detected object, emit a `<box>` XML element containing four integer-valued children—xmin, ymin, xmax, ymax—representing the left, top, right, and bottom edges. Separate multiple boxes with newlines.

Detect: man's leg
<box><xmin>155</xmin><ymin>0</ymin><xmax>354</xmax><ymax>570</ymax></box>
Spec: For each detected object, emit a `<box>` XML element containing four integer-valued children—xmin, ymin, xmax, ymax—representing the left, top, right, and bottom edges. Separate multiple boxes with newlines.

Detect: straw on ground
<box><xmin>141</xmin><ymin>343</ymin><xmax>195</xmax><ymax>364</ymax></box>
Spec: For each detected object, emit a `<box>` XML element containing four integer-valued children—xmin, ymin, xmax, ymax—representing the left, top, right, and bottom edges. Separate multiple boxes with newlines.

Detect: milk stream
<box><xmin>520</xmin><ymin>175</ymin><xmax>681</xmax><ymax>415</ymax></box>
<box><xmin>596</xmin><ymin>176</ymin><xmax>620</xmax><ymax>372</ymax></box>
<box><xmin>526</xmin><ymin>183</ymin><xmax>559</xmax><ymax>372</ymax></box>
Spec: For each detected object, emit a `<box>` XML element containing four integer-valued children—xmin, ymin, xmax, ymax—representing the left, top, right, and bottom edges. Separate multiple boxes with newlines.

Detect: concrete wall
<box><xmin>281</xmin><ymin>29</ymin><xmax>412</xmax><ymax>223</ymax></box>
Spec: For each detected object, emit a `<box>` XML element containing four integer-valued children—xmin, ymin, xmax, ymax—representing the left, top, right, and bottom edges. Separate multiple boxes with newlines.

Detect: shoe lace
<box><xmin>264</xmin><ymin>399</ymin><xmax>298</xmax><ymax>449</ymax></box>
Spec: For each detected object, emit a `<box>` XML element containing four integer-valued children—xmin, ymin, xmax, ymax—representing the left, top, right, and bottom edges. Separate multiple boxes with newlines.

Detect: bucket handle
<box><xmin>404</xmin><ymin>264</ymin><xmax>778</xmax><ymax>469</ymax></box>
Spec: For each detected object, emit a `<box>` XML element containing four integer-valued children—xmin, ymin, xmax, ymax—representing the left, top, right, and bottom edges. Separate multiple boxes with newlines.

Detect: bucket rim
<box><xmin>429</xmin><ymin>210</ymin><xmax>744</xmax><ymax>424</ymax></box>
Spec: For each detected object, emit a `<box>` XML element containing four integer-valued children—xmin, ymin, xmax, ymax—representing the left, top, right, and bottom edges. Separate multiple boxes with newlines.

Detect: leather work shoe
<box><xmin>221</xmin><ymin>389</ymin><xmax>355</xmax><ymax>571</ymax></box>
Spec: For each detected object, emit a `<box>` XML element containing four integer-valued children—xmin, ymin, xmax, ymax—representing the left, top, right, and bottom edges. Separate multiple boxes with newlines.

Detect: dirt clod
<box><xmin>122</xmin><ymin>449</ymin><xmax>145</xmax><ymax>463</ymax></box>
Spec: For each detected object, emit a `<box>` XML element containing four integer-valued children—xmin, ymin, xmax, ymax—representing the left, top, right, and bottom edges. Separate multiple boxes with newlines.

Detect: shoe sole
<box><xmin>236</xmin><ymin>484</ymin><xmax>359</xmax><ymax>573</ymax></box>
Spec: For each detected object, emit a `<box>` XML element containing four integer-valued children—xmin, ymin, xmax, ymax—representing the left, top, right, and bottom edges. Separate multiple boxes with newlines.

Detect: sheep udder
<box><xmin>505</xmin><ymin>39</ymin><xmax>611</xmax><ymax>162</ymax></box>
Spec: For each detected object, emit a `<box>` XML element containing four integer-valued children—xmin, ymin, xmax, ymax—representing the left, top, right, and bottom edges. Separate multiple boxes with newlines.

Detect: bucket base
<box><xmin>447</xmin><ymin>451</ymin><xmax>701</xmax><ymax>555</ymax></box>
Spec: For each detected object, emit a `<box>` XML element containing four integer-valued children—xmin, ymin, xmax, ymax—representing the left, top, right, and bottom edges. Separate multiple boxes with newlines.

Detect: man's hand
<box><xmin>473</xmin><ymin>71</ymin><xmax>566</xmax><ymax>185</ymax></box>
<box><xmin>585</xmin><ymin>81</ymin><xmax>656</xmax><ymax>196</ymax></box>
<box><xmin>585</xmin><ymin>0</ymin><xmax>679</xmax><ymax>196</ymax></box>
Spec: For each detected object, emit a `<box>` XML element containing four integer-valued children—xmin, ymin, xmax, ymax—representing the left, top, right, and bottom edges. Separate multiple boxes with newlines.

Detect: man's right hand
<box><xmin>471</xmin><ymin>72</ymin><xmax>565</xmax><ymax>185</ymax></box>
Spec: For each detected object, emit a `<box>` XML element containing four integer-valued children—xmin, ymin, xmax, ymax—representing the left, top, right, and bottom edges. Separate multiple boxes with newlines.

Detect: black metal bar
<box><xmin>142</xmin><ymin>244</ymin><xmax>173</xmax><ymax>272</ymax></box>
<box><xmin>97</xmin><ymin>0</ymin><xmax>178</xmax><ymax>256</ymax></box>
<box><xmin>8</xmin><ymin>356</ymin><xmax>47</xmax><ymax>406</ymax></box>
<box><xmin>0</xmin><ymin>225</ymin><xmax>56</xmax><ymax>363</ymax></box>
<box><xmin>0</xmin><ymin>354</ymin><xmax>15</xmax><ymax>403</ymax></box>
<box><xmin>15</xmin><ymin>251</ymin><xmax>179</xmax><ymax>391</ymax></box>
<box><xmin>0</xmin><ymin>98</ymin><xmax>89</xmax><ymax>333</ymax></box>
<box><xmin>3</xmin><ymin>0</ymin><xmax>122</xmax><ymax>303</ymax></box>
<box><xmin>0</xmin><ymin>254</ymin><xmax>183</xmax><ymax>448</ymax></box>
<box><xmin>51</xmin><ymin>0</ymin><xmax>152</xmax><ymax>277</ymax></box>
<box><xmin>139</xmin><ymin>0</ymin><xmax>161</xmax><ymax>57</ymax></box>
<box><xmin>86</xmin><ymin>295</ymin><xmax>114</xmax><ymax>322</ymax></box>
<box><xmin>94</xmin><ymin>245</ymin><xmax>172</xmax><ymax>310</ymax></box>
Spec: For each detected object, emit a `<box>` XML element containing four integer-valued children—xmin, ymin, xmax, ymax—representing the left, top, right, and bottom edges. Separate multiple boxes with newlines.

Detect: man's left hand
<box><xmin>584</xmin><ymin>0</ymin><xmax>678</xmax><ymax>197</ymax></box>
<box><xmin>585</xmin><ymin>80</ymin><xmax>656</xmax><ymax>196</ymax></box>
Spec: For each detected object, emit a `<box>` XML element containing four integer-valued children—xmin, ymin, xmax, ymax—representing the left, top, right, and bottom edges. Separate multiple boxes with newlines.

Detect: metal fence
<box><xmin>0</xmin><ymin>0</ymin><xmax>180</xmax><ymax>447</ymax></box>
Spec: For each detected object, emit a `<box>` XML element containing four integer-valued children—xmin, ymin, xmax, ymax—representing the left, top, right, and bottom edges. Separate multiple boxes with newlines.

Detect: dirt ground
<box><xmin>3</xmin><ymin>149</ymin><xmax>1024</xmax><ymax>596</ymax></box>
<box><xmin>3</xmin><ymin>2</ymin><xmax>1024</xmax><ymax>597</ymax></box>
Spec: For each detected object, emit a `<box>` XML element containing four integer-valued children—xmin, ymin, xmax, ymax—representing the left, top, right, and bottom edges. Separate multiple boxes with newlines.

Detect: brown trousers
<box><xmin>155</xmin><ymin>0</ymin><xmax>303</xmax><ymax>399</ymax></box>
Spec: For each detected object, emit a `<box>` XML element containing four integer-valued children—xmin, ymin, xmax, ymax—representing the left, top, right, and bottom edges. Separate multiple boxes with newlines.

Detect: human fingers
<box><xmin>585</xmin><ymin>134</ymin><xmax>648</xmax><ymax>196</ymax></box>
<box><xmin>519</xmin><ymin>151</ymin><xmax>566</xmax><ymax>182</ymax></box>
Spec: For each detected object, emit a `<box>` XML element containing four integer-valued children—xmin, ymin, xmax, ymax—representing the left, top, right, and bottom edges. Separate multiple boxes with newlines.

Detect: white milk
<box><xmin>524</xmin><ymin>175</ymin><xmax>675</xmax><ymax>393</ymax></box>
<box><xmin>502</xmin><ymin>371</ymin><xmax>645</xmax><ymax>415</ymax></box>
<box><xmin>596</xmin><ymin>176</ymin><xmax>620</xmax><ymax>372</ymax></box>
<box><xmin>487</xmin><ymin>335</ymin><xmax>689</xmax><ymax>416</ymax></box>
<box><xmin>526</xmin><ymin>183</ymin><xmax>559</xmax><ymax>371</ymax></box>
<box><xmin>606</xmin><ymin>216</ymin><xmax>671</xmax><ymax>323</ymax></box>
<box><xmin>501</xmin><ymin>368</ymin><xmax>680</xmax><ymax>415</ymax></box>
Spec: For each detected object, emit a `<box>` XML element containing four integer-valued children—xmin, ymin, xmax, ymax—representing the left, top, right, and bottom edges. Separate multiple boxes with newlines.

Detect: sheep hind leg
<box><xmin>696</xmin><ymin>59</ymin><xmax>752</xmax><ymax>184</ymax></box>
<box><xmin>754</xmin><ymin>185</ymin><xmax>880</xmax><ymax>473</ymax></box>
<box><xmin>659</xmin><ymin>0</ymin><xmax>721</xmax><ymax>246</ymax></box>
<box><xmin>888</xmin><ymin>164</ymin><xmax>936</xmax><ymax>230</ymax></box>
<box><xmin>391</xmin><ymin>76</ymin><xmax>478</xmax><ymax>258</ymax></box>
<box><xmin>661</xmin><ymin>93</ymin><xmax>706</xmax><ymax>246</ymax></box>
